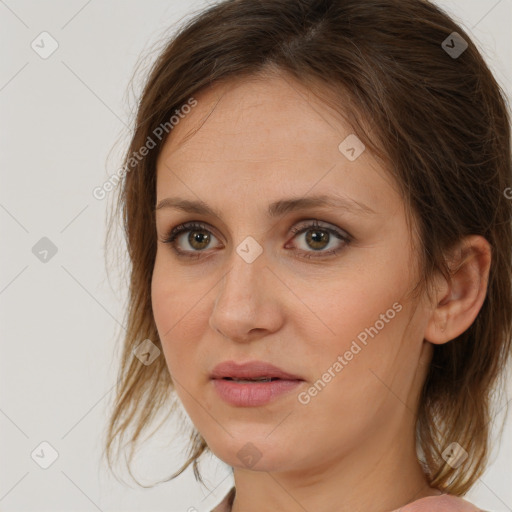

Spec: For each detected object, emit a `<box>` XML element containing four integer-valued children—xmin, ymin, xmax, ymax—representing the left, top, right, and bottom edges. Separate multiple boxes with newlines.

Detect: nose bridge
<box><xmin>208</xmin><ymin>234</ymin><xmax>275</xmax><ymax>340</ymax></box>
<box><xmin>216</xmin><ymin>237</ymin><xmax>266</xmax><ymax>305</ymax></box>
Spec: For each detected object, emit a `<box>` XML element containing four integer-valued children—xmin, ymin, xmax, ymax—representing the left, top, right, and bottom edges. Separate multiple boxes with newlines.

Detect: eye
<box><xmin>286</xmin><ymin>219</ymin><xmax>351</xmax><ymax>259</ymax></box>
<box><xmin>159</xmin><ymin>222</ymin><xmax>221</xmax><ymax>259</ymax></box>
<box><xmin>159</xmin><ymin>219</ymin><xmax>351</xmax><ymax>260</ymax></box>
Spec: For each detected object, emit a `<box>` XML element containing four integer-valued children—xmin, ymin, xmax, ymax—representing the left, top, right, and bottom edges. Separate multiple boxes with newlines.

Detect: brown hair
<box><xmin>103</xmin><ymin>0</ymin><xmax>512</xmax><ymax>495</ymax></box>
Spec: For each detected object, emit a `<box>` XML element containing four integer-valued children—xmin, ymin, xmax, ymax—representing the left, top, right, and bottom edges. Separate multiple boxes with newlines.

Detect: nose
<box><xmin>209</xmin><ymin>246</ymin><xmax>283</xmax><ymax>343</ymax></box>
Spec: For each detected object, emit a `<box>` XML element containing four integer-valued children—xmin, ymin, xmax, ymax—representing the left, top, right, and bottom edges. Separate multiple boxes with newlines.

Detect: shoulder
<box><xmin>209</xmin><ymin>489</ymin><xmax>486</xmax><ymax>512</ymax></box>
<box><xmin>396</xmin><ymin>493</ymin><xmax>486</xmax><ymax>512</ymax></box>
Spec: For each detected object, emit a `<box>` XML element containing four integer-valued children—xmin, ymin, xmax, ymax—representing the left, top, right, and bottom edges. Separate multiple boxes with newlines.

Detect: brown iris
<box><xmin>305</xmin><ymin>228</ymin><xmax>329</xmax><ymax>250</ymax></box>
<box><xmin>188</xmin><ymin>229</ymin><xmax>211</xmax><ymax>250</ymax></box>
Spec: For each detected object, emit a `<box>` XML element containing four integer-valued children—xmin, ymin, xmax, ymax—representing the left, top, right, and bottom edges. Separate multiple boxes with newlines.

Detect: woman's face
<box><xmin>151</xmin><ymin>73</ymin><xmax>434</xmax><ymax>473</ymax></box>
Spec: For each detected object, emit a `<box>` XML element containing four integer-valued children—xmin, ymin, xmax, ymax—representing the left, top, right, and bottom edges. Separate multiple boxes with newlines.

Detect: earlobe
<box><xmin>424</xmin><ymin>235</ymin><xmax>491</xmax><ymax>345</ymax></box>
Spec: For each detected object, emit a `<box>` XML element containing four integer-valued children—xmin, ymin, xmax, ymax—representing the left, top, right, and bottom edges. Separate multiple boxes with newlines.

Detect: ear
<box><xmin>424</xmin><ymin>235</ymin><xmax>491</xmax><ymax>345</ymax></box>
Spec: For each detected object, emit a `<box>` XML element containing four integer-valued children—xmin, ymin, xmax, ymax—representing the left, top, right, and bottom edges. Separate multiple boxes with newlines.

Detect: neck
<box><xmin>230</xmin><ymin>416</ymin><xmax>439</xmax><ymax>512</ymax></box>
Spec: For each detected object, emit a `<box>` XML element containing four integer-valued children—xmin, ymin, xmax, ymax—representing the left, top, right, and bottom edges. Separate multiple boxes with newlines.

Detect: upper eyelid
<box><xmin>169</xmin><ymin>219</ymin><xmax>343</xmax><ymax>234</ymax></box>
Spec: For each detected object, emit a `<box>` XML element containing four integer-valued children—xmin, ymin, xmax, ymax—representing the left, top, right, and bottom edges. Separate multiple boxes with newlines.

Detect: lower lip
<box><xmin>212</xmin><ymin>378</ymin><xmax>303</xmax><ymax>406</ymax></box>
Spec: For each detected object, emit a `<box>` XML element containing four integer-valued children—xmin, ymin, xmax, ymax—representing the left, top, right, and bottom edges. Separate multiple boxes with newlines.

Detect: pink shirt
<box><xmin>210</xmin><ymin>488</ymin><xmax>486</xmax><ymax>512</ymax></box>
<box><xmin>391</xmin><ymin>493</ymin><xmax>485</xmax><ymax>511</ymax></box>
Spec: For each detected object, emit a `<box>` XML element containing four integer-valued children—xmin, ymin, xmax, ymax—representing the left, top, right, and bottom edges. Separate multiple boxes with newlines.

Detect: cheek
<box><xmin>151</xmin><ymin>259</ymin><xmax>200</xmax><ymax>373</ymax></box>
<box><xmin>296</xmin><ymin>263</ymin><xmax>412</xmax><ymax>405</ymax></box>
<box><xmin>151</xmin><ymin>253</ymin><xmax>199</xmax><ymax>328</ymax></box>
<box><xmin>301</xmin><ymin>279</ymin><xmax>418</xmax><ymax>422</ymax></box>
<box><xmin>304</xmin><ymin>266</ymin><xmax>406</xmax><ymax>346</ymax></box>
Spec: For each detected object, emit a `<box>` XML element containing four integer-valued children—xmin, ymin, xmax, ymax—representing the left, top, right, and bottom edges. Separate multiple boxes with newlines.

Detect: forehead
<box><xmin>155</xmin><ymin>73</ymin><xmax>400</xmax><ymax>215</ymax></box>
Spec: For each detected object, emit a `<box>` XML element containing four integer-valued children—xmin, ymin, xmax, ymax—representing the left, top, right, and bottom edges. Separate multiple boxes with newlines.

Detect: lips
<box><xmin>210</xmin><ymin>360</ymin><xmax>305</xmax><ymax>407</ymax></box>
<box><xmin>210</xmin><ymin>360</ymin><xmax>304</xmax><ymax>381</ymax></box>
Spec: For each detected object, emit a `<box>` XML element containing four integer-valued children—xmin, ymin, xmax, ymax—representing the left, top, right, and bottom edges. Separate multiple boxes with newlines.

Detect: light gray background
<box><xmin>1</xmin><ymin>1</ymin><xmax>511</xmax><ymax>511</ymax></box>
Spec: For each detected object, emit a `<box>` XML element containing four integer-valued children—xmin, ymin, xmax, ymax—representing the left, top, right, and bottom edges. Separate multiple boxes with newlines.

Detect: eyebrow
<box><xmin>154</xmin><ymin>194</ymin><xmax>376</xmax><ymax>218</ymax></box>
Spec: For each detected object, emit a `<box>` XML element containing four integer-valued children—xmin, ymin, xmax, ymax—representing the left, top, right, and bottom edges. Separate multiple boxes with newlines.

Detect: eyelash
<box><xmin>159</xmin><ymin>220</ymin><xmax>352</xmax><ymax>260</ymax></box>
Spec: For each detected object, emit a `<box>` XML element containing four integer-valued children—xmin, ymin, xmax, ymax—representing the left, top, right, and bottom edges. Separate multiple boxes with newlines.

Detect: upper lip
<box><xmin>210</xmin><ymin>360</ymin><xmax>304</xmax><ymax>380</ymax></box>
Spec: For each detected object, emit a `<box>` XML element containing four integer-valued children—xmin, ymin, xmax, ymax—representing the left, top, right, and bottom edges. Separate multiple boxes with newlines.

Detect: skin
<box><xmin>151</xmin><ymin>71</ymin><xmax>491</xmax><ymax>512</ymax></box>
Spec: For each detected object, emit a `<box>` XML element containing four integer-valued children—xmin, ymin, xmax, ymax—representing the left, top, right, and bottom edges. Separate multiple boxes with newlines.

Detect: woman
<box><xmin>104</xmin><ymin>1</ymin><xmax>512</xmax><ymax>511</ymax></box>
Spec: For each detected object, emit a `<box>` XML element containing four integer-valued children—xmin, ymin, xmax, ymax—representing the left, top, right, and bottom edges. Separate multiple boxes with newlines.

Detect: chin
<box><xmin>206</xmin><ymin>433</ymin><xmax>295</xmax><ymax>471</ymax></box>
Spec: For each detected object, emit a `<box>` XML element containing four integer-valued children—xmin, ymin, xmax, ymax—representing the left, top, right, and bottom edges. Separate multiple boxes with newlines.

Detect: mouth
<box><xmin>210</xmin><ymin>360</ymin><xmax>304</xmax><ymax>406</ymax></box>
<box><xmin>210</xmin><ymin>360</ymin><xmax>304</xmax><ymax>382</ymax></box>
<box><xmin>220</xmin><ymin>377</ymin><xmax>282</xmax><ymax>383</ymax></box>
